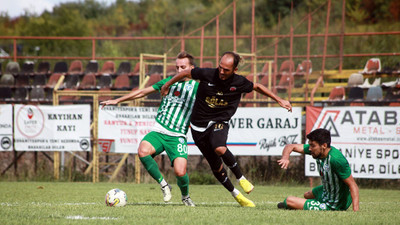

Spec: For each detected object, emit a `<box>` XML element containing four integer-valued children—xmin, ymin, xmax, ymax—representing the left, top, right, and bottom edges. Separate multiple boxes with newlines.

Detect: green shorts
<box><xmin>303</xmin><ymin>185</ymin><xmax>332</xmax><ymax>211</ymax></box>
<box><xmin>141</xmin><ymin>131</ymin><xmax>188</xmax><ymax>166</ymax></box>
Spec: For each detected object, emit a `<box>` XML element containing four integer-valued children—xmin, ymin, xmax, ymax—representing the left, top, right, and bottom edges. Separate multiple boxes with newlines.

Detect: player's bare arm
<box><xmin>161</xmin><ymin>68</ymin><xmax>192</xmax><ymax>96</ymax></box>
<box><xmin>343</xmin><ymin>175</ymin><xmax>360</xmax><ymax>212</ymax></box>
<box><xmin>278</xmin><ymin>144</ymin><xmax>304</xmax><ymax>169</ymax></box>
<box><xmin>253</xmin><ymin>83</ymin><xmax>292</xmax><ymax>112</ymax></box>
<box><xmin>100</xmin><ymin>86</ymin><xmax>157</xmax><ymax>109</ymax></box>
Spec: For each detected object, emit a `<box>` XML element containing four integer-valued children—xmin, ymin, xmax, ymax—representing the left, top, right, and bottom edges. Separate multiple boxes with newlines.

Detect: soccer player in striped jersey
<box><xmin>277</xmin><ymin>128</ymin><xmax>359</xmax><ymax>211</ymax></box>
<box><xmin>100</xmin><ymin>51</ymin><xmax>198</xmax><ymax>207</ymax></box>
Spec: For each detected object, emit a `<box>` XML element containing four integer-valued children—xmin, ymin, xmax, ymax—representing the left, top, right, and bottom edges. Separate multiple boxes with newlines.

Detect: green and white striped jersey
<box><xmin>304</xmin><ymin>144</ymin><xmax>352</xmax><ymax>210</ymax></box>
<box><xmin>152</xmin><ymin>77</ymin><xmax>198</xmax><ymax>135</ymax></box>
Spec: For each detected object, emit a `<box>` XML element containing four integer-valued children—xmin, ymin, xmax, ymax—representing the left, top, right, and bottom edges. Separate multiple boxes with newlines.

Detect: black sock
<box><xmin>212</xmin><ymin>167</ymin><xmax>234</xmax><ymax>192</ymax></box>
<box><xmin>221</xmin><ymin>149</ymin><xmax>242</xmax><ymax>179</ymax></box>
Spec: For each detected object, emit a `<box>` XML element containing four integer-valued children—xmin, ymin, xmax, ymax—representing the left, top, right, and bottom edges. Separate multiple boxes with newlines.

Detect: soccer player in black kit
<box><xmin>161</xmin><ymin>51</ymin><xmax>292</xmax><ymax>207</ymax></box>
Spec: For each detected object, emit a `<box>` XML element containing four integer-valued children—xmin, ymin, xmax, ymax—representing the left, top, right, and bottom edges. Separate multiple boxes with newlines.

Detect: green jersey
<box><xmin>152</xmin><ymin>77</ymin><xmax>198</xmax><ymax>135</ymax></box>
<box><xmin>304</xmin><ymin>144</ymin><xmax>352</xmax><ymax>210</ymax></box>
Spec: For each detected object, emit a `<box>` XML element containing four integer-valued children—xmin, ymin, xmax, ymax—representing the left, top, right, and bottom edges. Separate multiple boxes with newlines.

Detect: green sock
<box><xmin>139</xmin><ymin>155</ymin><xmax>163</xmax><ymax>183</ymax></box>
<box><xmin>283</xmin><ymin>198</ymin><xmax>288</xmax><ymax>209</ymax></box>
<box><xmin>176</xmin><ymin>173</ymin><xmax>189</xmax><ymax>196</ymax></box>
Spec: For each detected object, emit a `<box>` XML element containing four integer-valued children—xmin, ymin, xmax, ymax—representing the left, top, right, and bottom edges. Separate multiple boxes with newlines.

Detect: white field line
<box><xmin>66</xmin><ymin>215</ymin><xmax>118</xmax><ymax>220</ymax></box>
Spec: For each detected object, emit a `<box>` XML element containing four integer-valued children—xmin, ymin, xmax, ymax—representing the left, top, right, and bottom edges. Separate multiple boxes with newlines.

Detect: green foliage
<box><xmin>0</xmin><ymin>0</ymin><xmax>398</xmax><ymax>70</ymax></box>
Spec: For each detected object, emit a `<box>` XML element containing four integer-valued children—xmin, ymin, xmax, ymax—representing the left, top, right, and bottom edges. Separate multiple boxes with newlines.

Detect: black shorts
<box><xmin>191</xmin><ymin>122</ymin><xmax>229</xmax><ymax>170</ymax></box>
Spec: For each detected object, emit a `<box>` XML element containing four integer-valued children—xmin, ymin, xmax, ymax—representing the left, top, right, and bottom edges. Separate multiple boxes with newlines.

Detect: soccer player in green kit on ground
<box><xmin>100</xmin><ymin>51</ymin><xmax>198</xmax><ymax>206</ymax></box>
<box><xmin>161</xmin><ymin>51</ymin><xmax>292</xmax><ymax>207</ymax></box>
<box><xmin>277</xmin><ymin>128</ymin><xmax>360</xmax><ymax>211</ymax></box>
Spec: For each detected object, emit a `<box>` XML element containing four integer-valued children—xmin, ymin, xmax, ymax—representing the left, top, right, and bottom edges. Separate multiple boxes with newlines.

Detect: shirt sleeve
<box><xmin>152</xmin><ymin>77</ymin><xmax>171</xmax><ymax>91</ymax></box>
<box><xmin>303</xmin><ymin>144</ymin><xmax>311</xmax><ymax>155</ymax></box>
<box><xmin>242</xmin><ymin>77</ymin><xmax>254</xmax><ymax>93</ymax></box>
<box><xmin>331</xmin><ymin>151</ymin><xmax>352</xmax><ymax>180</ymax></box>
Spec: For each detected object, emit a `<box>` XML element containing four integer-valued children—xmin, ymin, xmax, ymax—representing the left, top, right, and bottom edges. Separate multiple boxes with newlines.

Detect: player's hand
<box><xmin>277</xmin><ymin>158</ymin><xmax>290</xmax><ymax>169</ymax></box>
<box><xmin>160</xmin><ymin>84</ymin><xmax>170</xmax><ymax>97</ymax></box>
<box><xmin>100</xmin><ymin>99</ymin><xmax>119</xmax><ymax>109</ymax></box>
<box><xmin>279</xmin><ymin>99</ymin><xmax>292</xmax><ymax>112</ymax></box>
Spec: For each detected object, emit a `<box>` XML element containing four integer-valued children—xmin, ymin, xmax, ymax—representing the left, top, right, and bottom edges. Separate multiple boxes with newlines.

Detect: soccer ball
<box><xmin>105</xmin><ymin>188</ymin><xmax>127</xmax><ymax>207</ymax></box>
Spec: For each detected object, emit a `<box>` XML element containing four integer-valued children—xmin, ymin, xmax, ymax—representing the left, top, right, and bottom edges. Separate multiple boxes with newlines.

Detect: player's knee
<box><xmin>175</xmin><ymin>169</ymin><xmax>186</xmax><ymax>177</ymax></box>
<box><xmin>214</xmin><ymin>146</ymin><xmax>227</xmax><ymax>156</ymax></box>
<box><xmin>138</xmin><ymin>146</ymin><xmax>151</xmax><ymax>157</ymax></box>
<box><xmin>286</xmin><ymin>196</ymin><xmax>296</xmax><ymax>206</ymax></box>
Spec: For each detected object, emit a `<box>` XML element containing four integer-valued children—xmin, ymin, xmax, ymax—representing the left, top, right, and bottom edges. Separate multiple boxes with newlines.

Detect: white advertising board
<box><xmin>98</xmin><ymin>106</ymin><xmax>302</xmax><ymax>155</ymax></box>
<box><xmin>0</xmin><ymin>104</ymin><xmax>13</xmax><ymax>151</ymax></box>
<box><xmin>14</xmin><ymin>104</ymin><xmax>91</xmax><ymax>151</ymax></box>
<box><xmin>305</xmin><ymin>106</ymin><xmax>400</xmax><ymax>179</ymax></box>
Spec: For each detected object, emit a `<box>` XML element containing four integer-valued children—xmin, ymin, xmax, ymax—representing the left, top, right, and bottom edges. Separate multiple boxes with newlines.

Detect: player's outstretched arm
<box><xmin>277</xmin><ymin>144</ymin><xmax>304</xmax><ymax>169</ymax></box>
<box><xmin>100</xmin><ymin>86</ymin><xmax>156</xmax><ymax>109</ymax></box>
<box><xmin>343</xmin><ymin>175</ymin><xmax>360</xmax><ymax>212</ymax></box>
<box><xmin>161</xmin><ymin>68</ymin><xmax>192</xmax><ymax>96</ymax></box>
<box><xmin>253</xmin><ymin>83</ymin><xmax>292</xmax><ymax>112</ymax></box>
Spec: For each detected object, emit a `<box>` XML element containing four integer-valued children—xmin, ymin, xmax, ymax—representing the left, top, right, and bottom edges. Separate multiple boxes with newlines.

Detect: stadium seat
<box><xmin>63</xmin><ymin>75</ymin><xmax>80</xmax><ymax>89</ymax></box>
<box><xmin>348</xmin><ymin>86</ymin><xmax>364</xmax><ymax>106</ymax></box>
<box><xmin>68</xmin><ymin>60</ymin><xmax>83</xmax><ymax>75</ymax></box>
<box><xmin>13</xmin><ymin>87</ymin><xmax>29</xmax><ymax>101</ymax></box>
<box><xmin>347</xmin><ymin>73</ymin><xmax>363</xmax><ymax>87</ymax></box>
<box><xmin>98</xmin><ymin>87</ymin><xmax>112</xmax><ymax>102</ymax></box>
<box><xmin>97</xmin><ymin>75</ymin><xmax>112</xmax><ymax>89</ymax></box>
<box><xmin>131</xmin><ymin>75</ymin><xmax>140</xmax><ymax>89</ymax></box>
<box><xmin>5</xmin><ymin>61</ymin><xmax>20</xmax><ymax>75</ymax></box>
<box><xmin>328</xmin><ymin>86</ymin><xmax>345</xmax><ymax>101</ymax></box>
<box><xmin>0</xmin><ymin>86</ymin><xmax>13</xmax><ymax>100</ymax></box>
<box><xmin>112</xmin><ymin>74</ymin><xmax>130</xmax><ymax>90</ymax></box>
<box><xmin>84</xmin><ymin>60</ymin><xmax>99</xmax><ymax>75</ymax></box>
<box><xmin>20</xmin><ymin>61</ymin><xmax>35</xmax><ymax>75</ymax></box>
<box><xmin>295</xmin><ymin>60</ymin><xmax>312</xmax><ymax>76</ymax></box>
<box><xmin>15</xmin><ymin>75</ymin><xmax>30</xmax><ymax>87</ymax></box>
<box><xmin>148</xmin><ymin>65</ymin><xmax>163</xmax><ymax>75</ymax></box>
<box><xmin>278</xmin><ymin>60</ymin><xmax>295</xmax><ymax>76</ymax></box>
<box><xmin>0</xmin><ymin>74</ymin><xmax>15</xmax><ymax>86</ymax></box>
<box><xmin>166</xmin><ymin>63</ymin><xmax>176</xmax><ymax>76</ymax></box>
<box><xmin>201</xmin><ymin>61</ymin><xmax>214</xmax><ymax>68</ymax></box>
<box><xmin>115</xmin><ymin>62</ymin><xmax>132</xmax><ymax>76</ymax></box>
<box><xmin>46</xmin><ymin>73</ymin><xmax>62</xmax><ymax>89</ymax></box>
<box><xmin>131</xmin><ymin>62</ymin><xmax>141</xmax><ymax>76</ymax></box>
<box><xmin>36</xmin><ymin>61</ymin><xmax>51</xmax><ymax>75</ymax></box>
<box><xmin>98</xmin><ymin>60</ymin><xmax>115</xmax><ymax>76</ymax></box>
<box><xmin>29</xmin><ymin>87</ymin><xmax>46</xmax><ymax>102</ymax></box>
<box><xmin>348</xmin><ymin>86</ymin><xmax>364</xmax><ymax>100</ymax></box>
<box><xmin>366</xmin><ymin>86</ymin><xmax>383</xmax><ymax>101</ymax></box>
<box><xmin>32</xmin><ymin>74</ymin><xmax>47</xmax><ymax>87</ymax></box>
<box><xmin>361</xmin><ymin>58</ymin><xmax>381</xmax><ymax>74</ymax></box>
<box><xmin>145</xmin><ymin>74</ymin><xmax>162</xmax><ymax>87</ymax></box>
<box><xmin>53</xmin><ymin>61</ymin><xmax>68</xmax><ymax>74</ymax></box>
<box><xmin>78</xmin><ymin>74</ymin><xmax>96</xmax><ymax>90</ymax></box>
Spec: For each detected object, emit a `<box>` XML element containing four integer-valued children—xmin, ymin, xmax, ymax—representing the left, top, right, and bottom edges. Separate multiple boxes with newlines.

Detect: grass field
<box><xmin>0</xmin><ymin>182</ymin><xmax>399</xmax><ymax>225</ymax></box>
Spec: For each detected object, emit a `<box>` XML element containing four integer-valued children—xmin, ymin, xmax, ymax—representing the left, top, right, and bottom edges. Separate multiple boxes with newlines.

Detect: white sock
<box><xmin>160</xmin><ymin>179</ymin><xmax>168</xmax><ymax>188</ymax></box>
<box><xmin>182</xmin><ymin>195</ymin><xmax>189</xmax><ymax>200</ymax></box>
<box><xmin>238</xmin><ymin>176</ymin><xmax>246</xmax><ymax>182</ymax></box>
<box><xmin>231</xmin><ymin>188</ymin><xmax>240</xmax><ymax>197</ymax></box>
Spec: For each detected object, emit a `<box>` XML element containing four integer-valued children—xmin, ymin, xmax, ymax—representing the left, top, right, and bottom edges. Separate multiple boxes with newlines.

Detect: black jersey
<box><xmin>190</xmin><ymin>67</ymin><xmax>254</xmax><ymax>127</ymax></box>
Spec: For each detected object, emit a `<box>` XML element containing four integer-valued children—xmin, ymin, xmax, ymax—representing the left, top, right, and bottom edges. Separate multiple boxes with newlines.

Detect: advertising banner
<box><xmin>98</xmin><ymin>106</ymin><xmax>302</xmax><ymax>155</ymax></box>
<box><xmin>305</xmin><ymin>106</ymin><xmax>400</xmax><ymax>179</ymax></box>
<box><xmin>14</xmin><ymin>104</ymin><xmax>91</xmax><ymax>151</ymax></box>
<box><xmin>0</xmin><ymin>104</ymin><xmax>13</xmax><ymax>151</ymax></box>
<box><xmin>98</xmin><ymin>106</ymin><xmax>157</xmax><ymax>153</ymax></box>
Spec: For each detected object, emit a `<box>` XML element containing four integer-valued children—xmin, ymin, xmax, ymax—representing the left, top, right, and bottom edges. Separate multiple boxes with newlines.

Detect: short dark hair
<box><xmin>306</xmin><ymin>128</ymin><xmax>331</xmax><ymax>147</ymax></box>
<box><xmin>176</xmin><ymin>51</ymin><xmax>194</xmax><ymax>66</ymax></box>
<box><xmin>221</xmin><ymin>51</ymin><xmax>241</xmax><ymax>69</ymax></box>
